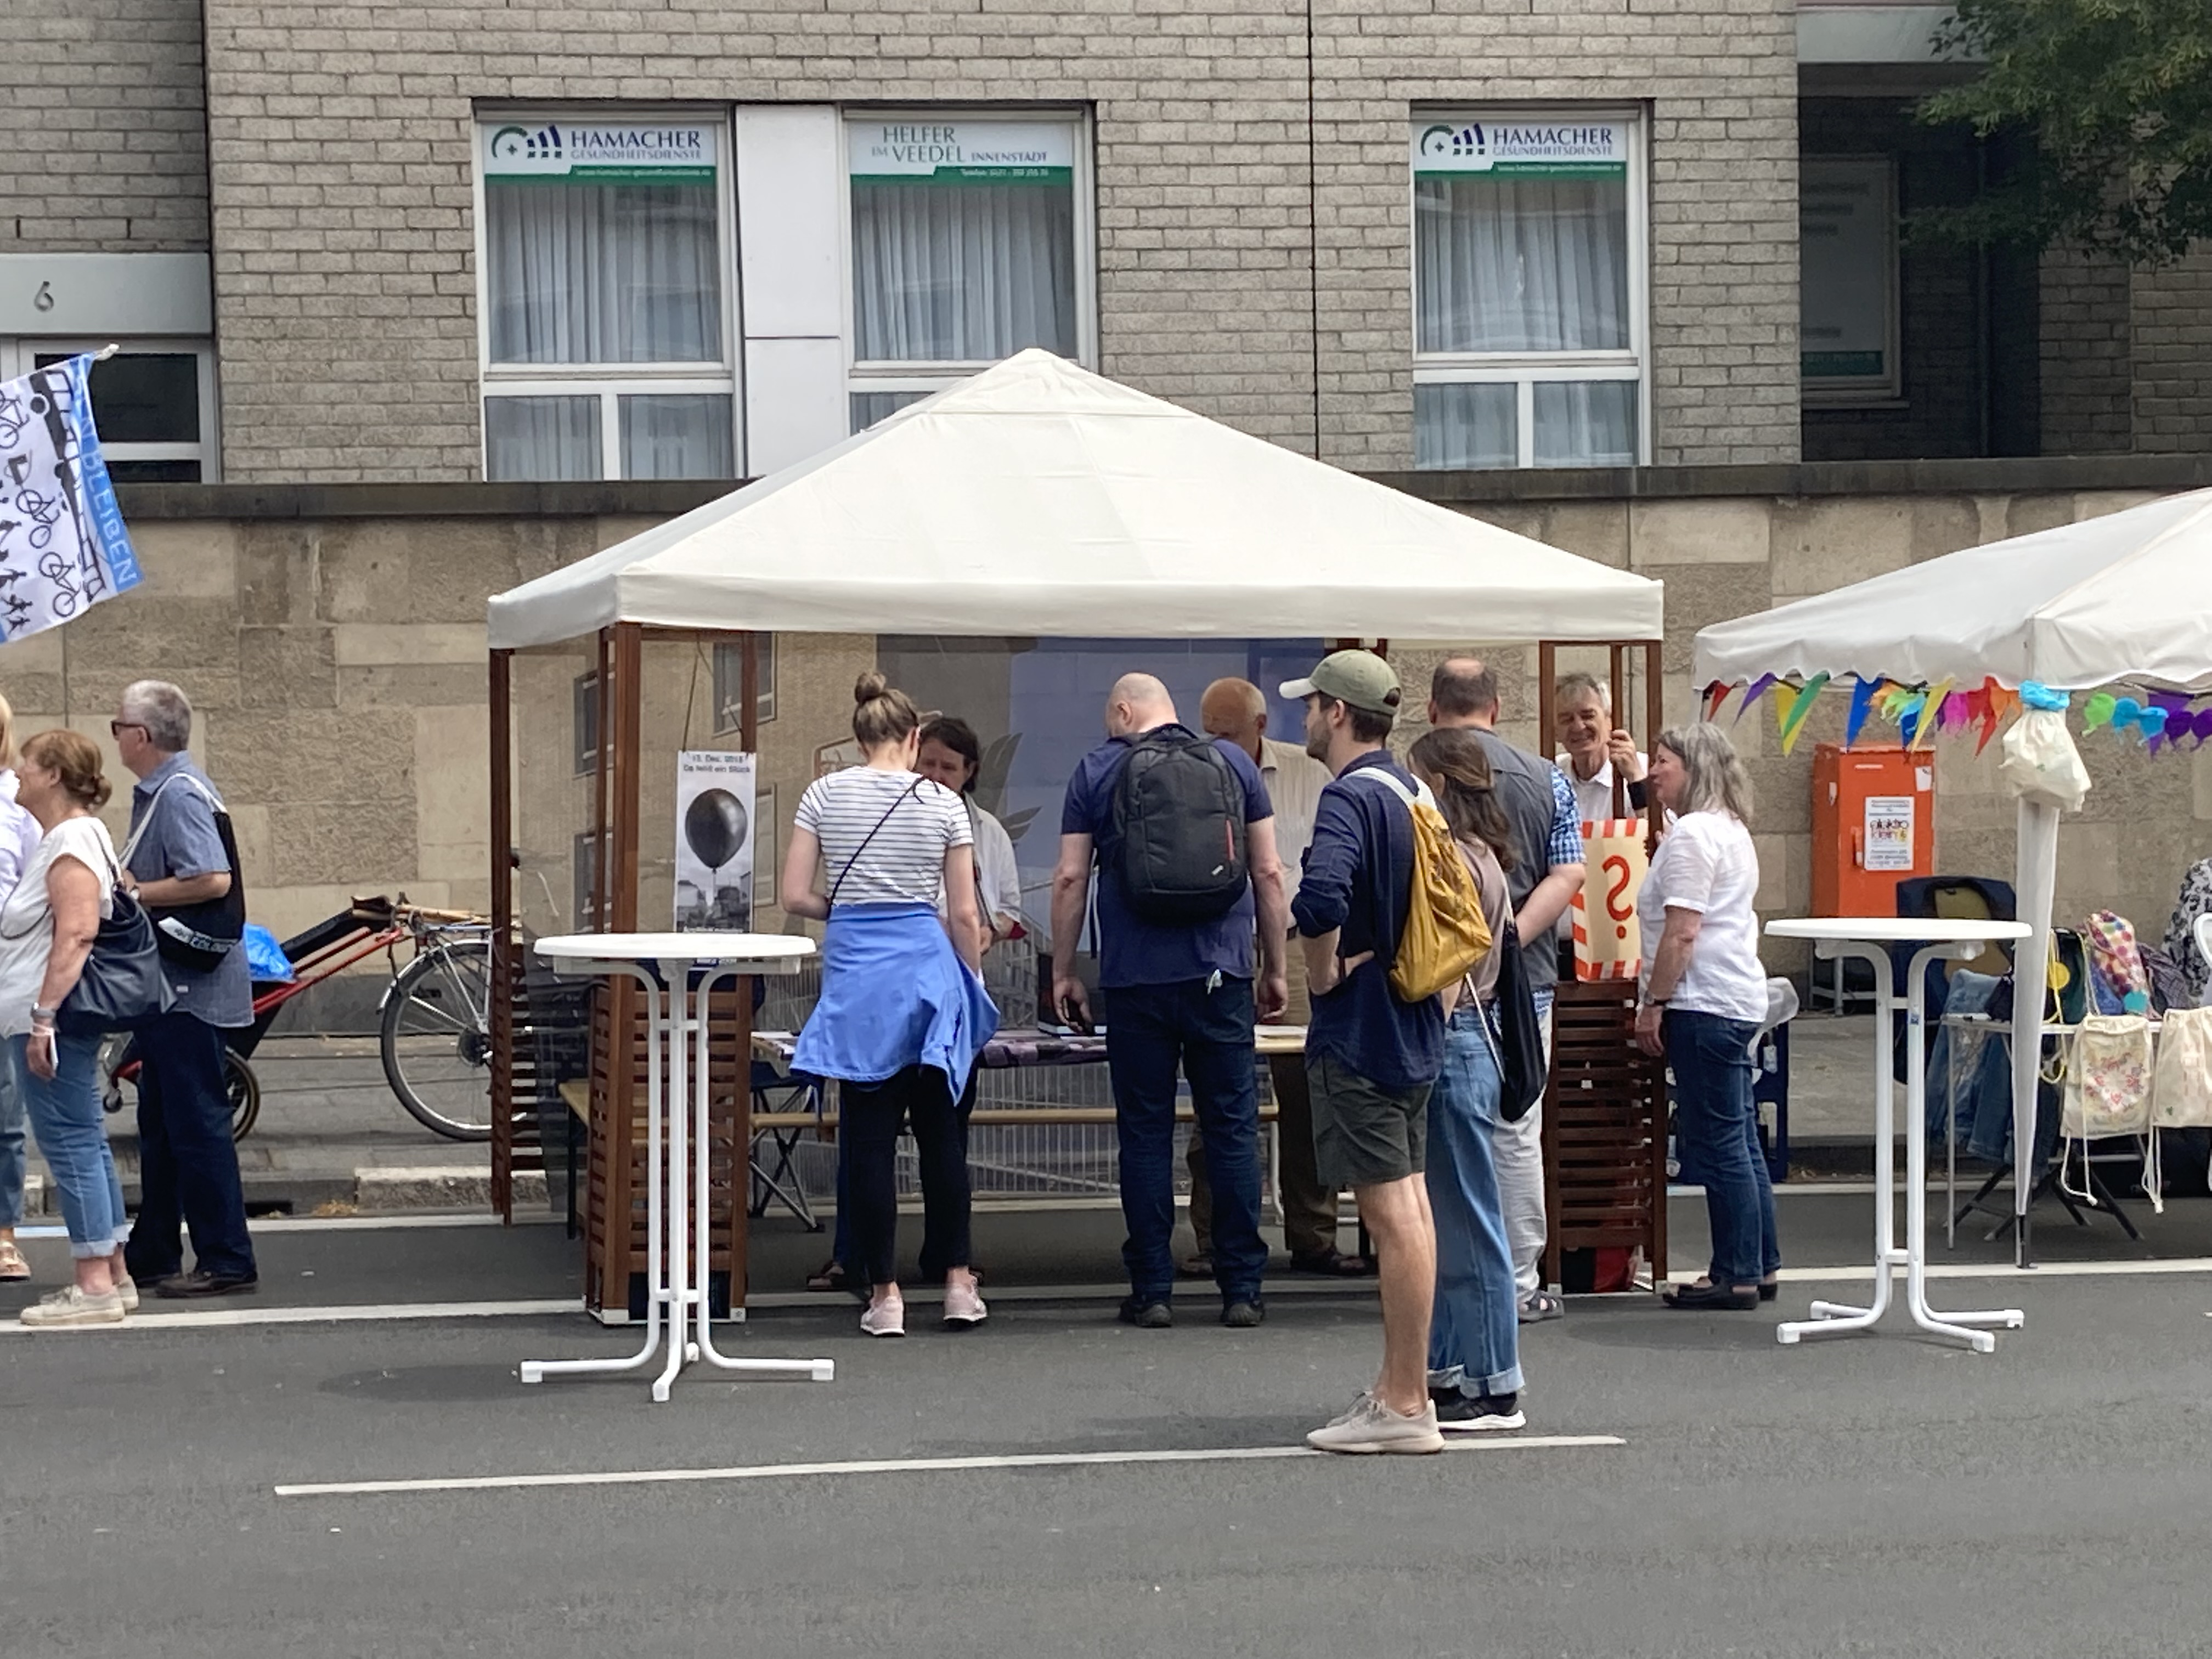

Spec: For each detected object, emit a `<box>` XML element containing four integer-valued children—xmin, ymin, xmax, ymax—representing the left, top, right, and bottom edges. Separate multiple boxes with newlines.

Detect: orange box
<box><xmin>1811</xmin><ymin>743</ymin><xmax>1934</xmax><ymax>917</ymax></box>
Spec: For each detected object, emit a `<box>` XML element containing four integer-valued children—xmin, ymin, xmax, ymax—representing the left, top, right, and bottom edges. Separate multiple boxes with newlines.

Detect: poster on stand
<box><xmin>674</xmin><ymin>750</ymin><xmax>756</xmax><ymax>931</ymax></box>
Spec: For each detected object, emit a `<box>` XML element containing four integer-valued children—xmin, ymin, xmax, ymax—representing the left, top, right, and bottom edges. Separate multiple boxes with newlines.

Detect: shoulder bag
<box><xmin>0</xmin><ymin>837</ymin><xmax>177</xmax><ymax>1037</ymax></box>
<box><xmin>122</xmin><ymin>771</ymin><xmax>246</xmax><ymax>974</ymax></box>
<box><xmin>1490</xmin><ymin>912</ymin><xmax>1547</xmax><ymax>1122</ymax></box>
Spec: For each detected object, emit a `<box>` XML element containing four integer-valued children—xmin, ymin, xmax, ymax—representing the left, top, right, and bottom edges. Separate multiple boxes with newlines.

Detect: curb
<box><xmin>21</xmin><ymin>1167</ymin><xmax>541</xmax><ymax>1218</ymax></box>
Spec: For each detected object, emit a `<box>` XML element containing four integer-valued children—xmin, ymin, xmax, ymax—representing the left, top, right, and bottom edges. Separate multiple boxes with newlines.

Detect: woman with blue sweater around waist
<box><xmin>782</xmin><ymin>673</ymin><xmax>998</xmax><ymax>1339</ymax></box>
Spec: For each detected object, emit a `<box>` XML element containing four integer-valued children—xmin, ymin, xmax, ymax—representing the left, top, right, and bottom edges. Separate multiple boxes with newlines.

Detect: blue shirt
<box><xmin>1060</xmin><ymin>727</ymin><xmax>1274</xmax><ymax>990</ymax></box>
<box><xmin>1291</xmin><ymin>749</ymin><xmax>1444</xmax><ymax>1091</ymax></box>
<box><xmin>126</xmin><ymin>752</ymin><xmax>252</xmax><ymax>1029</ymax></box>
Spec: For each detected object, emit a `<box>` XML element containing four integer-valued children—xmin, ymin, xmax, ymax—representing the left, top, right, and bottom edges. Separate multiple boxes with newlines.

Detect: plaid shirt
<box><xmin>1544</xmin><ymin>765</ymin><xmax>1583</xmax><ymax>871</ymax></box>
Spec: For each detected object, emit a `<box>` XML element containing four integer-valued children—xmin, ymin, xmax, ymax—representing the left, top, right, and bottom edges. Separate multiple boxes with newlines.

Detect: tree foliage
<box><xmin>1916</xmin><ymin>0</ymin><xmax>2212</xmax><ymax>265</ymax></box>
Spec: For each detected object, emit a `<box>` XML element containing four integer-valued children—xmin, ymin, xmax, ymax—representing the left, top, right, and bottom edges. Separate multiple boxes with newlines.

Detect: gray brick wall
<box><xmin>2039</xmin><ymin>246</ymin><xmax>2134</xmax><ymax>455</ymax></box>
<box><xmin>1</xmin><ymin>0</ymin><xmax>210</xmax><ymax>252</ymax></box>
<box><xmin>199</xmin><ymin>0</ymin><xmax>1800</xmax><ymax>482</ymax></box>
<box><xmin>2130</xmin><ymin>251</ymin><xmax>2212</xmax><ymax>454</ymax></box>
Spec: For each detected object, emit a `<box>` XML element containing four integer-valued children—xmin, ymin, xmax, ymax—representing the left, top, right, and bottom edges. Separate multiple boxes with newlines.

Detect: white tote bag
<box><xmin>2152</xmin><ymin>1007</ymin><xmax>2212</xmax><ymax>1129</ymax></box>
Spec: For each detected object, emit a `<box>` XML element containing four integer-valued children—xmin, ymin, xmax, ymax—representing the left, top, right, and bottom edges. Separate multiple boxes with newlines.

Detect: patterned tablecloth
<box><xmin>754</xmin><ymin>1024</ymin><xmax>1305</xmax><ymax>1070</ymax></box>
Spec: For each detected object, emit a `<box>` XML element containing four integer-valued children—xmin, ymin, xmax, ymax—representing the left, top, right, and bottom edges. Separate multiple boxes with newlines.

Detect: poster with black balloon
<box><xmin>674</xmin><ymin>751</ymin><xmax>756</xmax><ymax>932</ymax></box>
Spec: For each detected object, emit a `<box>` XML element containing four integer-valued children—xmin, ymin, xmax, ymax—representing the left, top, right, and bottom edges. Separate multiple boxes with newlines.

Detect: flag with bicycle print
<box><xmin>0</xmin><ymin>352</ymin><xmax>143</xmax><ymax>641</ymax></box>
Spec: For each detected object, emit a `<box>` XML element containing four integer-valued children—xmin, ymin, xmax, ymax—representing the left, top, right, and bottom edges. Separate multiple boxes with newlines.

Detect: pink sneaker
<box><xmin>942</xmin><ymin>1280</ymin><xmax>989</xmax><ymax>1328</ymax></box>
<box><xmin>860</xmin><ymin>1292</ymin><xmax>905</xmax><ymax>1338</ymax></box>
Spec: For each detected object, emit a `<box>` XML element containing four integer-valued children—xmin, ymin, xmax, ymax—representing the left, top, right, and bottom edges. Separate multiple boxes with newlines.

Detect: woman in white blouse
<box><xmin>916</xmin><ymin>715</ymin><xmax>1025</xmax><ymax>953</ymax></box>
<box><xmin>1632</xmin><ymin>723</ymin><xmax>1778</xmax><ymax>1313</ymax></box>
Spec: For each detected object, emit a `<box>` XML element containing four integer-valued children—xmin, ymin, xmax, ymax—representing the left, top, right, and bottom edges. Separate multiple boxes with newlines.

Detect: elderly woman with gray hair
<box><xmin>1632</xmin><ymin>723</ymin><xmax>1778</xmax><ymax>1312</ymax></box>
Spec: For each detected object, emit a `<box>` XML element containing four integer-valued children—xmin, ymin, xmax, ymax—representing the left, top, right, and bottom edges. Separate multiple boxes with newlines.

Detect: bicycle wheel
<box><xmin>380</xmin><ymin>938</ymin><xmax>496</xmax><ymax>1141</ymax></box>
<box><xmin>225</xmin><ymin>1051</ymin><xmax>262</xmax><ymax>1142</ymax></box>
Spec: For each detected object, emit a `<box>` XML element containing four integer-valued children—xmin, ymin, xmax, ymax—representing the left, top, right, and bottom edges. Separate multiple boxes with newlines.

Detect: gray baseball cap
<box><xmin>1279</xmin><ymin>650</ymin><xmax>1402</xmax><ymax>715</ymax></box>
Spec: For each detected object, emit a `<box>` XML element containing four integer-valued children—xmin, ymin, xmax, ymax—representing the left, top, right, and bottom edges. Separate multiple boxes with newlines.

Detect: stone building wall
<box><xmin>196</xmin><ymin>0</ymin><xmax>1801</xmax><ymax>481</ymax></box>
<box><xmin>8</xmin><ymin>476</ymin><xmax>2205</xmax><ymax>1011</ymax></box>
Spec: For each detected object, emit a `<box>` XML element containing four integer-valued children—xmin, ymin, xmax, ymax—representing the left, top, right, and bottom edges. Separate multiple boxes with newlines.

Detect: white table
<box><xmin>520</xmin><ymin>933</ymin><xmax>836</xmax><ymax>1402</ymax></box>
<box><xmin>1764</xmin><ymin>917</ymin><xmax>2032</xmax><ymax>1353</ymax></box>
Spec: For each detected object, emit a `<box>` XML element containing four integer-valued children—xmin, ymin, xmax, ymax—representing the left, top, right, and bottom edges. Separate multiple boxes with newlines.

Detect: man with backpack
<box><xmin>1051</xmin><ymin>673</ymin><xmax>1289</xmax><ymax>1331</ymax></box>
<box><xmin>1283</xmin><ymin>650</ymin><xmax>1451</xmax><ymax>1454</ymax></box>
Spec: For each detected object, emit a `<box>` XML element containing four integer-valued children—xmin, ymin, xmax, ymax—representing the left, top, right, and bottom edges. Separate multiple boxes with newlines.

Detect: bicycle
<box><xmin>101</xmin><ymin>896</ymin><xmax>500</xmax><ymax>1144</ymax></box>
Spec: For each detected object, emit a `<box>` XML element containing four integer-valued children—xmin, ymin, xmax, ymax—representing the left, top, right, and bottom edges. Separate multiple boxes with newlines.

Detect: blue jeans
<box><xmin>1666</xmin><ymin>1008</ymin><xmax>1779</xmax><ymax>1286</ymax></box>
<box><xmin>1104</xmin><ymin>977</ymin><xmax>1266</xmax><ymax>1305</ymax></box>
<box><xmin>0</xmin><ymin>1042</ymin><xmax>25</xmax><ymax>1231</ymax></box>
<box><xmin>126</xmin><ymin>1012</ymin><xmax>256</xmax><ymax>1281</ymax></box>
<box><xmin>12</xmin><ymin>1032</ymin><xmax>128</xmax><ymax>1260</ymax></box>
<box><xmin>1426</xmin><ymin>1003</ymin><xmax>1523</xmax><ymax>1398</ymax></box>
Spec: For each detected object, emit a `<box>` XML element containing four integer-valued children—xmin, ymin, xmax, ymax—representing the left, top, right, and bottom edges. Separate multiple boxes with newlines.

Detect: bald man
<box><xmin>1183</xmin><ymin>678</ymin><xmax>1368</xmax><ymax>1277</ymax></box>
<box><xmin>1053</xmin><ymin>673</ymin><xmax>1289</xmax><ymax>1328</ymax></box>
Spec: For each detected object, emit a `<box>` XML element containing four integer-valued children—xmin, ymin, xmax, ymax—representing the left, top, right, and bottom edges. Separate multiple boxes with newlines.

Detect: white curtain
<box><xmin>484</xmin><ymin>396</ymin><xmax>600</xmax><ymax>481</ymax></box>
<box><xmin>1533</xmin><ymin>381</ymin><xmax>1636</xmax><ymax>466</ymax></box>
<box><xmin>486</xmin><ymin>182</ymin><xmax>721</xmax><ymax>364</ymax></box>
<box><xmin>1414</xmin><ymin>177</ymin><xmax>1629</xmax><ymax>354</ymax></box>
<box><xmin>851</xmin><ymin>182</ymin><xmax>1076</xmax><ymax>362</ymax></box>
<box><xmin>1414</xmin><ymin>382</ymin><xmax>1515</xmax><ymax>469</ymax></box>
<box><xmin>619</xmin><ymin>394</ymin><xmax>732</xmax><ymax>478</ymax></box>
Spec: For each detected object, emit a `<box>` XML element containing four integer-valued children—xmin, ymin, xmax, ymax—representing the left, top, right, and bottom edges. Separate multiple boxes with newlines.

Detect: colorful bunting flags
<box><xmin>1701</xmin><ymin>681</ymin><xmax>1730</xmax><ymax>722</ymax></box>
<box><xmin>1776</xmin><ymin>671</ymin><xmax>1829</xmax><ymax>756</ymax></box>
<box><xmin>1844</xmin><ymin>675</ymin><xmax>1882</xmax><ymax>747</ymax></box>
<box><xmin>1735</xmin><ymin>673</ymin><xmax>1778</xmax><ymax>725</ymax></box>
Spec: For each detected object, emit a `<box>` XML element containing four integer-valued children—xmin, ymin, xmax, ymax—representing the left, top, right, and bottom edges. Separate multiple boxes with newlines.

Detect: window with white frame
<box><xmin>1411</xmin><ymin>113</ymin><xmax>1647</xmax><ymax>470</ymax></box>
<box><xmin>477</xmin><ymin>115</ymin><xmax>737</xmax><ymax>481</ymax></box>
<box><xmin>844</xmin><ymin>114</ymin><xmax>1092</xmax><ymax>433</ymax></box>
<box><xmin>0</xmin><ymin>340</ymin><xmax>218</xmax><ymax>482</ymax></box>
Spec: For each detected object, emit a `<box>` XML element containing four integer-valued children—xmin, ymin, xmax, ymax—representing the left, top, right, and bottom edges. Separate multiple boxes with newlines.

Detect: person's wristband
<box><xmin>30</xmin><ymin>1006</ymin><xmax>57</xmax><ymax>1025</ymax></box>
<box><xmin>1644</xmin><ymin>997</ymin><xmax>1670</xmax><ymax>1009</ymax></box>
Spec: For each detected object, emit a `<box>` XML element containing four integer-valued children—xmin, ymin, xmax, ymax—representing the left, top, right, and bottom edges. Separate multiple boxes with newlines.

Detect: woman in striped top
<box><xmin>783</xmin><ymin>673</ymin><xmax>998</xmax><ymax>1338</ymax></box>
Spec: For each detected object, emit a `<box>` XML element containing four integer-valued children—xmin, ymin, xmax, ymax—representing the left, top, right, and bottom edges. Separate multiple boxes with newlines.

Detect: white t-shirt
<box><xmin>1556</xmin><ymin>751</ymin><xmax>1647</xmax><ymax>828</ymax></box>
<box><xmin>0</xmin><ymin>816</ymin><xmax>118</xmax><ymax>1037</ymax></box>
<box><xmin>935</xmin><ymin>800</ymin><xmax>1024</xmax><ymax>933</ymax></box>
<box><xmin>1637</xmin><ymin>809</ymin><xmax>1765</xmax><ymax>1023</ymax></box>
<box><xmin>796</xmin><ymin>767</ymin><xmax>972</xmax><ymax>909</ymax></box>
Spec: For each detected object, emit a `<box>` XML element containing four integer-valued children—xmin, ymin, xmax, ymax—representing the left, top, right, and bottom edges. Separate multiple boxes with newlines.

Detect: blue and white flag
<box><xmin>0</xmin><ymin>354</ymin><xmax>143</xmax><ymax>641</ymax></box>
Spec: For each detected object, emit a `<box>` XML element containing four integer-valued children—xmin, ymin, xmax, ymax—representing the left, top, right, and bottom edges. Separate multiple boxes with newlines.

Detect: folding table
<box><xmin>521</xmin><ymin>933</ymin><xmax>836</xmax><ymax>1402</ymax></box>
<box><xmin>1764</xmin><ymin>917</ymin><xmax>2030</xmax><ymax>1353</ymax></box>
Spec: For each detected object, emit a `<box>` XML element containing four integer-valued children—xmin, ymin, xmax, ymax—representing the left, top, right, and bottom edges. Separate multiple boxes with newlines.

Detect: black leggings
<box><xmin>843</xmin><ymin>1065</ymin><xmax>973</xmax><ymax>1287</ymax></box>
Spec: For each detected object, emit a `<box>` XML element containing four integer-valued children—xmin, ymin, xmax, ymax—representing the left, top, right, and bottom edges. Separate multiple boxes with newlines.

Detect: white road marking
<box><xmin>13</xmin><ymin>1212</ymin><xmax>533</xmax><ymax>1239</ymax></box>
<box><xmin>0</xmin><ymin>1298</ymin><xmax>577</xmax><ymax>1335</ymax></box>
<box><xmin>273</xmin><ymin>1435</ymin><xmax>1629</xmax><ymax>1498</ymax></box>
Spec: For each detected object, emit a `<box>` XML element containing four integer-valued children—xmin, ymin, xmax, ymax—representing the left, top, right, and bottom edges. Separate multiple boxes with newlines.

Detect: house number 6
<box><xmin>32</xmin><ymin>281</ymin><xmax>54</xmax><ymax>312</ymax></box>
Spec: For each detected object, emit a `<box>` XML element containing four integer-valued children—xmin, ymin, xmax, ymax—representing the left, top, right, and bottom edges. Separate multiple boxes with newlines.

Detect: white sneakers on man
<box><xmin>20</xmin><ymin>1284</ymin><xmax>126</xmax><ymax>1327</ymax></box>
<box><xmin>1306</xmin><ymin>1392</ymin><xmax>1446</xmax><ymax>1455</ymax></box>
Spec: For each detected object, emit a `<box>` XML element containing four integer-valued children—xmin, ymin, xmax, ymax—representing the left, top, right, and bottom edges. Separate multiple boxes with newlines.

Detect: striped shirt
<box><xmin>797</xmin><ymin>767</ymin><xmax>972</xmax><ymax>909</ymax></box>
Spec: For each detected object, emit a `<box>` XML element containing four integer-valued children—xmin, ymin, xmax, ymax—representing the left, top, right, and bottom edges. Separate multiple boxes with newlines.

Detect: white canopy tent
<box><xmin>488</xmin><ymin>348</ymin><xmax>1663</xmax><ymax>649</ymax></box>
<box><xmin>1694</xmin><ymin>488</ymin><xmax>2212</xmax><ymax>1263</ymax></box>
<box><xmin>483</xmin><ymin>348</ymin><xmax>1668</xmax><ymax>1298</ymax></box>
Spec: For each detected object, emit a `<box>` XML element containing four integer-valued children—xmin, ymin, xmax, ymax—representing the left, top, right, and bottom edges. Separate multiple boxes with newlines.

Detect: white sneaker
<box><xmin>20</xmin><ymin>1285</ymin><xmax>126</xmax><ymax>1328</ymax></box>
<box><xmin>942</xmin><ymin>1280</ymin><xmax>988</xmax><ymax>1328</ymax></box>
<box><xmin>1306</xmin><ymin>1394</ymin><xmax>1444</xmax><ymax>1455</ymax></box>
<box><xmin>113</xmin><ymin>1274</ymin><xmax>139</xmax><ymax>1313</ymax></box>
<box><xmin>860</xmin><ymin>1293</ymin><xmax>905</xmax><ymax>1338</ymax></box>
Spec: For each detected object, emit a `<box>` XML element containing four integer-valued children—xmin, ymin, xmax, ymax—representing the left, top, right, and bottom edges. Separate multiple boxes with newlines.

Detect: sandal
<box><xmin>1289</xmin><ymin>1247</ymin><xmax>1376</xmax><ymax>1278</ymax></box>
<box><xmin>805</xmin><ymin>1259</ymin><xmax>849</xmax><ymax>1294</ymax></box>
<box><xmin>1517</xmin><ymin>1291</ymin><xmax>1565</xmax><ymax>1324</ymax></box>
<box><xmin>1662</xmin><ymin>1279</ymin><xmax>1759</xmax><ymax>1312</ymax></box>
<box><xmin>0</xmin><ymin>1239</ymin><xmax>25</xmax><ymax>1282</ymax></box>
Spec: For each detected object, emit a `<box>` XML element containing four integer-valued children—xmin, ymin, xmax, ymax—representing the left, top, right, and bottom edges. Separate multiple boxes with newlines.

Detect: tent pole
<box><xmin>1643</xmin><ymin>641</ymin><xmax>1663</xmax><ymax>850</ymax></box>
<box><xmin>1538</xmin><ymin>642</ymin><xmax>1557</xmax><ymax>758</ymax></box>
<box><xmin>2011</xmin><ymin>797</ymin><xmax>2058</xmax><ymax>1269</ymax></box>
<box><xmin>488</xmin><ymin>648</ymin><xmax>515</xmax><ymax>1224</ymax></box>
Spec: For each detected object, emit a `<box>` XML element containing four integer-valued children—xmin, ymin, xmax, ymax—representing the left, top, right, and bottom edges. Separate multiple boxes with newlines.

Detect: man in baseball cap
<box><xmin>1277</xmin><ymin>649</ymin><xmax>1404</xmax><ymax>719</ymax></box>
<box><xmin>1278</xmin><ymin>648</ymin><xmax>1447</xmax><ymax>1454</ymax></box>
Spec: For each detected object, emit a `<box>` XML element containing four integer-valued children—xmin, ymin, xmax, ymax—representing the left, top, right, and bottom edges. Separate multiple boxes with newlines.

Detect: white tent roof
<box><xmin>1692</xmin><ymin>488</ymin><xmax>2212</xmax><ymax>692</ymax></box>
<box><xmin>487</xmin><ymin>351</ymin><xmax>1662</xmax><ymax>650</ymax></box>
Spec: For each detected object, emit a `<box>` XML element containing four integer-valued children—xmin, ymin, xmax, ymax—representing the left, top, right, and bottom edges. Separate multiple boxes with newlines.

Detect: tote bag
<box><xmin>2152</xmin><ymin>1007</ymin><xmax>2212</xmax><ymax>1130</ymax></box>
<box><xmin>2062</xmin><ymin>1013</ymin><xmax>2154</xmax><ymax>1138</ymax></box>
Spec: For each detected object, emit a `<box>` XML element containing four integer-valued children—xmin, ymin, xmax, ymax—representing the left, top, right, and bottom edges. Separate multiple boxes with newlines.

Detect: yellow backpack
<box><xmin>1363</xmin><ymin>770</ymin><xmax>1493</xmax><ymax>1002</ymax></box>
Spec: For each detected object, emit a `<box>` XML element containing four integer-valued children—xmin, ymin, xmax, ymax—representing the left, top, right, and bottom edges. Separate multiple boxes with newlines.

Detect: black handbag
<box><xmin>1492</xmin><ymin>915</ymin><xmax>1546</xmax><ymax>1122</ymax></box>
<box><xmin>58</xmin><ymin>868</ymin><xmax>176</xmax><ymax>1038</ymax></box>
<box><xmin>124</xmin><ymin>772</ymin><xmax>245</xmax><ymax>974</ymax></box>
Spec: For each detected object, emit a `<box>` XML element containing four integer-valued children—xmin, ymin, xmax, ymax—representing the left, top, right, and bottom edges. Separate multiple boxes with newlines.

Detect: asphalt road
<box><xmin>5</xmin><ymin>1196</ymin><xmax>2211</xmax><ymax>1657</ymax></box>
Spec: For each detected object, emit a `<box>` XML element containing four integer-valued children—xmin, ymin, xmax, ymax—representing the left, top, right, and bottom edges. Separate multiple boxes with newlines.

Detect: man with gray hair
<box><xmin>113</xmin><ymin>680</ymin><xmax>257</xmax><ymax>1298</ymax></box>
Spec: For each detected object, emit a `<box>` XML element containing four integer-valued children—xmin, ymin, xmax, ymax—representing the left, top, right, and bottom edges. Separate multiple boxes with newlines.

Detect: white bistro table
<box><xmin>521</xmin><ymin>933</ymin><xmax>835</xmax><ymax>1402</ymax></box>
<box><xmin>1764</xmin><ymin>917</ymin><xmax>2032</xmax><ymax>1353</ymax></box>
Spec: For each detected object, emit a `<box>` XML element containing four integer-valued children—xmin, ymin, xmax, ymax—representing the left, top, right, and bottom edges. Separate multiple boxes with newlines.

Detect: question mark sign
<box><xmin>1603</xmin><ymin>855</ymin><xmax>1634</xmax><ymax>940</ymax></box>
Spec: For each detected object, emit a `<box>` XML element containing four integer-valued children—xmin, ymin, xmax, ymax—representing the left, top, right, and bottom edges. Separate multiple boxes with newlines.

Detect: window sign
<box><xmin>1801</xmin><ymin>157</ymin><xmax>1899</xmax><ymax>401</ymax></box>
<box><xmin>483</xmin><ymin>122</ymin><xmax>716</xmax><ymax>184</ymax></box>
<box><xmin>1412</xmin><ymin>120</ymin><xmax>1630</xmax><ymax>180</ymax></box>
<box><xmin>847</xmin><ymin>121</ymin><xmax>1075</xmax><ymax>184</ymax></box>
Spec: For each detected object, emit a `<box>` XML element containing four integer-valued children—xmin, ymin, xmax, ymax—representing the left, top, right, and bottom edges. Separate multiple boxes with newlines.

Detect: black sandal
<box><xmin>1289</xmin><ymin>1248</ymin><xmax>1376</xmax><ymax>1278</ymax></box>
<box><xmin>805</xmin><ymin>1259</ymin><xmax>848</xmax><ymax>1294</ymax></box>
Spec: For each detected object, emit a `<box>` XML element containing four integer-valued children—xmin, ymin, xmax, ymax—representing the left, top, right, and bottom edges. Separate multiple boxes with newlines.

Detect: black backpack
<box><xmin>1109</xmin><ymin>728</ymin><xmax>1249</xmax><ymax>923</ymax></box>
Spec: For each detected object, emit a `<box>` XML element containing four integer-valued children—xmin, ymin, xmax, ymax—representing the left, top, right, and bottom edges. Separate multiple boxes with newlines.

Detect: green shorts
<box><xmin>1307</xmin><ymin>1054</ymin><xmax>1431</xmax><ymax>1188</ymax></box>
